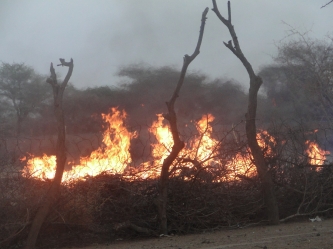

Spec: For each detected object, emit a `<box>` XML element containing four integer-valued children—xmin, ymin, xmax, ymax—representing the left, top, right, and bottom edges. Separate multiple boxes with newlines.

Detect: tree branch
<box><xmin>227</xmin><ymin>1</ymin><xmax>231</xmax><ymax>22</ymax></box>
<box><xmin>25</xmin><ymin>58</ymin><xmax>73</xmax><ymax>248</ymax></box>
<box><xmin>321</xmin><ymin>0</ymin><xmax>333</xmax><ymax>8</ymax></box>
<box><xmin>212</xmin><ymin>0</ymin><xmax>257</xmax><ymax>81</ymax></box>
<box><xmin>280</xmin><ymin>207</ymin><xmax>333</xmax><ymax>222</ymax></box>
<box><xmin>114</xmin><ymin>221</ymin><xmax>157</xmax><ymax>236</ymax></box>
<box><xmin>46</xmin><ymin>63</ymin><xmax>57</xmax><ymax>86</ymax></box>
<box><xmin>61</xmin><ymin>58</ymin><xmax>74</xmax><ymax>88</ymax></box>
<box><xmin>158</xmin><ymin>7</ymin><xmax>209</xmax><ymax>234</ymax></box>
<box><xmin>212</xmin><ymin>0</ymin><xmax>279</xmax><ymax>224</ymax></box>
<box><xmin>167</xmin><ymin>7</ymin><xmax>209</xmax><ymax>109</ymax></box>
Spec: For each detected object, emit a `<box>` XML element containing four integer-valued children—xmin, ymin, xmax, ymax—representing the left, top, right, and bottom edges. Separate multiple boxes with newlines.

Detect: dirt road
<box><xmin>62</xmin><ymin>218</ymin><xmax>333</xmax><ymax>249</ymax></box>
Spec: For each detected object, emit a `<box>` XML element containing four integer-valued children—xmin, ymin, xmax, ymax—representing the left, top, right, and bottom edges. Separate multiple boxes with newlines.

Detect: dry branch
<box><xmin>25</xmin><ymin>58</ymin><xmax>73</xmax><ymax>249</ymax></box>
<box><xmin>158</xmin><ymin>7</ymin><xmax>209</xmax><ymax>235</ymax></box>
<box><xmin>114</xmin><ymin>221</ymin><xmax>157</xmax><ymax>236</ymax></box>
<box><xmin>212</xmin><ymin>0</ymin><xmax>279</xmax><ymax>224</ymax></box>
<box><xmin>321</xmin><ymin>0</ymin><xmax>333</xmax><ymax>8</ymax></box>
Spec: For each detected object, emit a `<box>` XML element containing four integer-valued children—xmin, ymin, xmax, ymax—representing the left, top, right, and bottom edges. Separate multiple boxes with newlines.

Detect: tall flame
<box><xmin>149</xmin><ymin>114</ymin><xmax>219</xmax><ymax>168</ymax></box>
<box><xmin>222</xmin><ymin>130</ymin><xmax>276</xmax><ymax>180</ymax></box>
<box><xmin>22</xmin><ymin>107</ymin><xmax>135</xmax><ymax>182</ymax></box>
<box><xmin>22</xmin><ymin>154</ymin><xmax>57</xmax><ymax>179</ymax></box>
<box><xmin>191</xmin><ymin>114</ymin><xmax>217</xmax><ymax>162</ymax></box>
<box><xmin>305</xmin><ymin>140</ymin><xmax>330</xmax><ymax>166</ymax></box>
<box><xmin>149</xmin><ymin>114</ymin><xmax>173</xmax><ymax>165</ymax></box>
<box><xmin>21</xmin><ymin>108</ymin><xmax>330</xmax><ymax>183</ymax></box>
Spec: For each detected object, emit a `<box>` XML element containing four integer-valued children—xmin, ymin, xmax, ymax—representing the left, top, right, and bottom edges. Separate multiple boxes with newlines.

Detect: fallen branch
<box><xmin>114</xmin><ymin>221</ymin><xmax>157</xmax><ymax>236</ymax></box>
<box><xmin>280</xmin><ymin>207</ymin><xmax>333</xmax><ymax>222</ymax></box>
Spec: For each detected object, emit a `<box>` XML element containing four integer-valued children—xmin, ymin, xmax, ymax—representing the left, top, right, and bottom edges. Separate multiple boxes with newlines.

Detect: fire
<box><xmin>75</xmin><ymin>108</ymin><xmax>135</xmax><ymax>174</ymax></box>
<box><xmin>223</xmin><ymin>129</ymin><xmax>276</xmax><ymax>180</ymax></box>
<box><xmin>226</xmin><ymin>153</ymin><xmax>254</xmax><ymax>180</ymax></box>
<box><xmin>134</xmin><ymin>114</ymin><xmax>255</xmax><ymax>180</ymax></box>
<box><xmin>191</xmin><ymin>114</ymin><xmax>217</xmax><ymax>162</ymax></box>
<box><xmin>21</xmin><ymin>108</ymin><xmax>331</xmax><ymax>183</ymax></box>
<box><xmin>146</xmin><ymin>114</ymin><xmax>220</xmax><ymax>176</ymax></box>
<box><xmin>22</xmin><ymin>107</ymin><xmax>136</xmax><ymax>182</ymax></box>
<box><xmin>257</xmin><ymin>130</ymin><xmax>276</xmax><ymax>157</ymax></box>
<box><xmin>305</xmin><ymin>140</ymin><xmax>330</xmax><ymax>166</ymax></box>
<box><xmin>151</xmin><ymin>114</ymin><xmax>218</xmax><ymax>162</ymax></box>
<box><xmin>22</xmin><ymin>154</ymin><xmax>57</xmax><ymax>179</ymax></box>
<box><xmin>149</xmin><ymin>114</ymin><xmax>173</xmax><ymax>165</ymax></box>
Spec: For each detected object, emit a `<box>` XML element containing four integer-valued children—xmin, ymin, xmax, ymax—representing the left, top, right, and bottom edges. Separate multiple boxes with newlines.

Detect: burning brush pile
<box><xmin>20</xmin><ymin>107</ymin><xmax>330</xmax><ymax>183</ymax></box>
<box><xmin>21</xmin><ymin>108</ymin><xmax>258</xmax><ymax>182</ymax></box>
<box><xmin>1</xmin><ymin>108</ymin><xmax>333</xmax><ymax>248</ymax></box>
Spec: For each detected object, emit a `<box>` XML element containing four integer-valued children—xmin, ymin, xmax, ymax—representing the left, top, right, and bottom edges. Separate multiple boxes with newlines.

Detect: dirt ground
<box><xmin>62</xmin><ymin>218</ymin><xmax>333</xmax><ymax>249</ymax></box>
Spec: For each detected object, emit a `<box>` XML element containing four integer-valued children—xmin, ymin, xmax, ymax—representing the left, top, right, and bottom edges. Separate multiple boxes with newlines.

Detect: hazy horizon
<box><xmin>1</xmin><ymin>0</ymin><xmax>332</xmax><ymax>89</ymax></box>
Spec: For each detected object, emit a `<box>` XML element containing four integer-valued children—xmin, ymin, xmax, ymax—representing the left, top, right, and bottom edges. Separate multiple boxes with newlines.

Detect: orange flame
<box><xmin>22</xmin><ymin>107</ymin><xmax>136</xmax><ymax>182</ymax></box>
<box><xmin>22</xmin><ymin>154</ymin><xmax>57</xmax><ymax>179</ymax></box>
<box><xmin>22</xmin><ymin>108</ymin><xmax>330</xmax><ymax>183</ymax></box>
<box><xmin>257</xmin><ymin>130</ymin><xmax>277</xmax><ymax>157</ymax></box>
<box><xmin>151</xmin><ymin>114</ymin><xmax>219</xmax><ymax>169</ymax></box>
<box><xmin>305</xmin><ymin>140</ymin><xmax>330</xmax><ymax>166</ymax></box>
<box><xmin>138</xmin><ymin>114</ymin><xmax>254</xmax><ymax>181</ymax></box>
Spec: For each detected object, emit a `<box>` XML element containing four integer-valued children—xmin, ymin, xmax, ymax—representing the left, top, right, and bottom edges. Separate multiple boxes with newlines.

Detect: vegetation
<box><xmin>0</xmin><ymin>3</ymin><xmax>333</xmax><ymax>248</ymax></box>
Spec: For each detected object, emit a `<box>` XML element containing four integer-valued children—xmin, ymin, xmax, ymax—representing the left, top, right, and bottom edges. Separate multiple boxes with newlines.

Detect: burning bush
<box><xmin>1</xmin><ymin>108</ymin><xmax>333</xmax><ymax>248</ymax></box>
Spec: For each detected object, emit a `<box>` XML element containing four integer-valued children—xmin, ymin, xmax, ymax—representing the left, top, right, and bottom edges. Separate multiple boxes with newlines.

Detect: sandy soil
<box><xmin>62</xmin><ymin>219</ymin><xmax>333</xmax><ymax>249</ymax></box>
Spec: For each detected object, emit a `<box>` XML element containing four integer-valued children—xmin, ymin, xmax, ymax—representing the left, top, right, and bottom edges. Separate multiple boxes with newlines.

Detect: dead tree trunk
<box><xmin>212</xmin><ymin>1</ymin><xmax>279</xmax><ymax>224</ymax></box>
<box><xmin>158</xmin><ymin>8</ymin><xmax>209</xmax><ymax>234</ymax></box>
<box><xmin>24</xmin><ymin>58</ymin><xmax>73</xmax><ymax>249</ymax></box>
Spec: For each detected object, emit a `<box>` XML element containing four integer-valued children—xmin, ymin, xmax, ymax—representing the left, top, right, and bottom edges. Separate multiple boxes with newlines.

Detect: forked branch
<box><xmin>212</xmin><ymin>1</ymin><xmax>257</xmax><ymax>83</ymax></box>
<box><xmin>167</xmin><ymin>7</ymin><xmax>209</xmax><ymax>111</ymax></box>
<box><xmin>158</xmin><ymin>7</ymin><xmax>209</xmax><ymax>235</ymax></box>
<box><xmin>321</xmin><ymin>0</ymin><xmax>333</xmax><ymax>8</ymax></box>
<box><xmin>47</xmin><ymin>58</ymin><xmax>73</xmax><ymax>89</ymax></box>
<box><xmin>211</xmin><ymin>0</ymin><xmax>279</xmax><ymax>224</ymax></box>
<box><xmin>25</xmin><ymin>58</ymin><xmax>73</xmax><ymax>249</ymax></box>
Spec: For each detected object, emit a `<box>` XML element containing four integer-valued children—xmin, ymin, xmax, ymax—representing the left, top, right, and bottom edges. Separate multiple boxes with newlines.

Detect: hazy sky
<box><xmin>1</xmin><ymin>0</ymin><xmax>332</xmax><ymax>89</ymax></box>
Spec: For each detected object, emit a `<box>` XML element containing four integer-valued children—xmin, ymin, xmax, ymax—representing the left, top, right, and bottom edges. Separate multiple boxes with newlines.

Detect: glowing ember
<box><xmin>305</xmin><ymin>140</ymin><xmax>330</xmax><ymax>166</ymax></box>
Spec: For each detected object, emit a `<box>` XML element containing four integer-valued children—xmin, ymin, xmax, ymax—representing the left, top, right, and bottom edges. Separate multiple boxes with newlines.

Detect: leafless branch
<box><xmin>212</xmin><ymin>1</ymin><xmax>257</xmax><ymax>82</ymax></box>
<box><xmin>114</xmin><ymin>221</ymin><xmax>157</xmax><ymax>236</ymax></box>
<box><xmin>158</xmin><ymin>7</ymin><xmax>209</xmax><ymax>234</ymax></box>
<box><xmin>321</xmin><ymin>0</ymin><xmax>333</xmax><ymax>8</ymax></box>
<box><xmin>212</xmin><ymin>0</ymin><xmax>279</xmax><ymax>224</ymax></box>
<box><xmin>280</xmin><ymin>207</ymin><xmax>333</xmax><ymax>222</ymax></box>
<box><xmin>167</xmin><ymin>7</ymin><xmax>209</xmax><ymax>110</ymax></box>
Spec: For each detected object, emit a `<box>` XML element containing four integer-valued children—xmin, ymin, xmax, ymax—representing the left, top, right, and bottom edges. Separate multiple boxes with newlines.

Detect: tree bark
<box><xmin>212</xmin><ymin>1</ymin><xmax>279</xmax><ymax>224</ymax></box>
<box><xmin>24</xmin><ymin>58</ymin><xmax>73</xmax><ymax>249</ymax></box>
<box><xmin>158</xmin><ymin>8</ymin><xmax>209</xmax><ymax>234</ymax></box>
<box><xmin>12</xmin><ymin>98</ymin><xmax>23</xmax><ymax>136</ymax></box>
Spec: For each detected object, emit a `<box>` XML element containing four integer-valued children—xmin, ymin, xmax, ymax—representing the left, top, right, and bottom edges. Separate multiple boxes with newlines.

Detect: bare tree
<box><xmin>25</xmin><ymin>58</ymin><xmax>73</xmax><ymax>249</ymax></box>
<box><xmin>158</xmin><ymin>8</ymin><xmax>209</xmax><ymax>234</ymax></box>
<box><xmin>212</xmin><ymin>1</ymin><xmax>279</xmax><ymax>224</ymax></box>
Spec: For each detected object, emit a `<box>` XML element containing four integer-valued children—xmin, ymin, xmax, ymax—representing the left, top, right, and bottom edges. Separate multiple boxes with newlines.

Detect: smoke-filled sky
<box><xmin>1</xmin><ymin>0</ymin><xmax>332</xmax><ymax>89</ymax></box>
